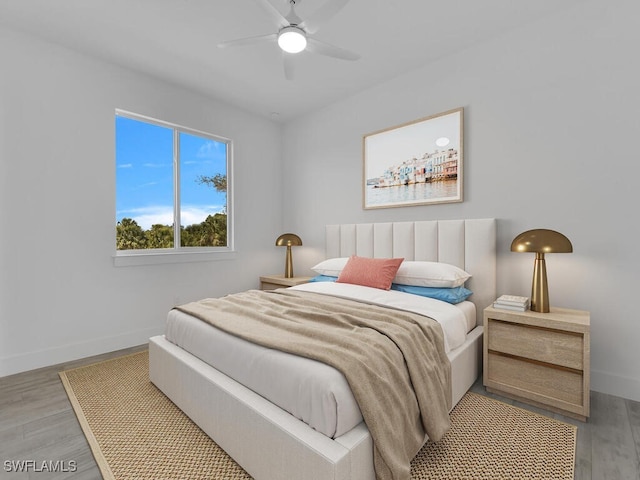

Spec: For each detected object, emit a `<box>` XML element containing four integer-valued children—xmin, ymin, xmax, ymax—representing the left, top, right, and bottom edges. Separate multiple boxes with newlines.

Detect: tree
<box><xmin>194</xmin><ymin>173</ymin><xmax>228</xmax><ymax>243</ymax></box>
<box><xmin>116</xmin><ymin>218</ymin><xmax>147</xmax><ymax>250</ymax></box>
<box><xmin>146</xmin><ymin>223</ymin><xmax>174</xmax><ymax>249</ymax></box>
<box><xmin>116</xmin><ymin>174</ymin><xmax>229</xmax><ymax>250</ymax></box>
<box><xmin>196</xmin><ymin>173</ymin><xmax>226</xmax><ymax>193</ymax></box>
<box><xmin>181</xmin><ymin>213</ymin><xmax>226</xmax><ymax>247</ymax></box>
<box><xmin>117</xmin><ymin>214</ymin><xmax>227</xmax><ymax>250</ymax></box>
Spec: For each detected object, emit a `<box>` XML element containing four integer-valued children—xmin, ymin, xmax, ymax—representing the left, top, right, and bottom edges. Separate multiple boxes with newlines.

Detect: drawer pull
<box><xmin>487</xmin><ymin>349</ymin><xmax>583</xmax><ymax>375</ymax></box>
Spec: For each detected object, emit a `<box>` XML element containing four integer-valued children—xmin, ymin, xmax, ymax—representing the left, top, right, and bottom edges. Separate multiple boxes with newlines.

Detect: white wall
<box><xmin>0</xmin><ymin>28</ymin><xmax>284</xmax><ymax>376</ymax></box>
<box><xmin>282</xmin><ymin>0</ymin><xmax>640</xmax><ymax>401</ymax></box>
<box><xmin>2</xmin><ymin>1</ymin><xmax>639</xmax><ymax>403</ymax></box>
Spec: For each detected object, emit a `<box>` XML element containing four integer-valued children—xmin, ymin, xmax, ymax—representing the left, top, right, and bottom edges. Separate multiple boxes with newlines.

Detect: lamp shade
<box><xmin>275</xmin><ymin>233</ymin><xmax>302</xmax><ymax>247</ymax></box>
<box><xmin>511</xmin><ymin>229</ymin><xmax>573</xmax><ymax>254</ymax></box>
<box><xmin>276</xmin><ymin>233</ymin><xmax>302</xmax><ymax>278</ymax></box>
<box><xmin>511</xmin><ymin>229</ymin><xmax>572</xmax><ymax>313</ymax></box>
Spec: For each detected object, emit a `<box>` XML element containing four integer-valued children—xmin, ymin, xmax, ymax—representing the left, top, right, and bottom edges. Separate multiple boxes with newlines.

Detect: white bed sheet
<box><xmin>165</xmin><ymin>284</ymin><xmax>475</xmax><ymax>439</ymax></box>
<box><xmin>291</xmin><ymin>282</ymin><xmax>476</xmax><ymax>350</ymax></box>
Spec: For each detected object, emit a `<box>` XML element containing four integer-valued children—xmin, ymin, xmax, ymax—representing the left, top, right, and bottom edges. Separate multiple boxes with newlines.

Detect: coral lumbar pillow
<box><xmin>336</xmin><ymin>255</ymin><xmax>404</xmax><ymax>290</ymax></box>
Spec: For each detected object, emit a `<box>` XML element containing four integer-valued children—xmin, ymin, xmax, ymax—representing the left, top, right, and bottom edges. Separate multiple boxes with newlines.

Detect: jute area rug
<box><xmin>60</xmin><ymin>351</ymin><xmax>577</xmax><ymax>480</ymax></box>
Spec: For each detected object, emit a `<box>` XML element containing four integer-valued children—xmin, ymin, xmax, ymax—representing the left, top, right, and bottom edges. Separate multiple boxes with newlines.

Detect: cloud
<box><xmin>117</xmin><ymin>205</ymin><xmax>224</xmax><ymax>230</ymax></box>
<box><xmin>180</xmin><ymin>205</ymin><xmax>225</xmax><ymax>227</ymax></box>
<box><xmin>143</xmin><ymin>162</ymin><xmax>170</xmax><ymax>168</ymax></box>
<box><xmin>117</xmin><ymin>206</ymin><xmax>173</xmax><ymax>230</ymax></box>
<box><xmin>197</xmin><ymin>140</ymin><xmax>224</xmax><ymax>159</ymax></box>
<box><xmin>118</xmin><ymin>163</ymin><xmax>133</xmax><ymax>169</ymax></box>
<box><xmin>132</xmin><ymin>181</ymin><xmax>158</xmax><ymax>190</ymax></box>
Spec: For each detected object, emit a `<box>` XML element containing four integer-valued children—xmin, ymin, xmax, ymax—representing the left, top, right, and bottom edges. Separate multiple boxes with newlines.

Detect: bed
<box><xmin>149</xmin><ymin>218</ymin><xmax>496</xmax><ymax>480</ymax></box>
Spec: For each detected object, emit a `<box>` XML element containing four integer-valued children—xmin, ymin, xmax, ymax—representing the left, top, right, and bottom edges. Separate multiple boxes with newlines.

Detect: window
<box><xmin>115</xmin><ymin>111</ymin><xmax>232</xmax><ymax>262</ymax></box>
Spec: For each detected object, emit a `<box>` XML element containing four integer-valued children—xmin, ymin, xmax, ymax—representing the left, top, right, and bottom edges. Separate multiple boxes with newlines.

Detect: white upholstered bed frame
<box><xmin>149</xmin><ymin>218</ymin><xmax>496</xmax><ymax>480</ymax></box>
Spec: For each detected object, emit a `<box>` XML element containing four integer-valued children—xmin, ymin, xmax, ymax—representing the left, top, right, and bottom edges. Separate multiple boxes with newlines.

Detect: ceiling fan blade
<box><xmin>306</xmin><ymin>37</ymin><xmax>360</xmax><ymax>61</ymax></box>
<box><xmin>299</xmin><ymin>0</ymin><xmax>350</xmax><ymax>34</ymax></box>
<box><xmin>282</xmin><ymin>52</ymin><xmax>295</xmax><ymax>81</ymax></box>
<box><xmin>217</xmin><ymin>33</ymin><xmax>277</xmax><ymax>49</ymax></box>
<box><xmin>252</xmin><ymin>0</ymin><xmax>290</xmax><ymax>29</ymax></box>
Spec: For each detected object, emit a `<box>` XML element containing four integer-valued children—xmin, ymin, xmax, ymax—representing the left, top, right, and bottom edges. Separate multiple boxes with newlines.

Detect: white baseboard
<box><xmin>591</xmin><ymin>369</ymin><xmax>640</xmax><ymax>403</ymax></box>
<box><xmin>0</xmin><ymin>326</ymin><xmax>162</xmax><ymax>378</ymax></box>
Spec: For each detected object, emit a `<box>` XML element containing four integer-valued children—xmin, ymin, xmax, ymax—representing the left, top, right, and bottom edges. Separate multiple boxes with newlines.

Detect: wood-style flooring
<box><xmin>1</xmin><ymin>344</ymin><xmax>639</xmax><ymax>479</ymax></box>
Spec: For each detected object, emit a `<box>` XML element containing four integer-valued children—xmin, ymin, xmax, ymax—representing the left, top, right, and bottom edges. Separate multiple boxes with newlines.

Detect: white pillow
<box><xmin>311</xmin><ymin>257</ymin><xmax>349</xmax><ymax>277</ymax></box>
<box><xmin>313</xmin><ymin>258</ymin><xmax>470</xmax><ymax>288</ymax></box>
<box><xmin>394</xmin><ymin>261</ymin><xmax>471</xmax><ymax>288</ymax></box>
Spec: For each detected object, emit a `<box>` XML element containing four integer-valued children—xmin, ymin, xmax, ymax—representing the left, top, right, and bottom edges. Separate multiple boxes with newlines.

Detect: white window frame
<box><xmin>113</xmin><ymin>110</ymin><xmax>235</xmax><ymax>267</ymax></box>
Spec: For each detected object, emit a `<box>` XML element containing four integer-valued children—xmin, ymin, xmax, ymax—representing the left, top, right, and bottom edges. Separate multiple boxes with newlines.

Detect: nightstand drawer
<box><xmin>488</xmin><ymin>353</ymin><xmax>584</xmax><ymax>409</ymax></box>
<box><xmin>487</xmin><ymin>319</ymin><xmax>583</xmax><ymax>370</ymax></box>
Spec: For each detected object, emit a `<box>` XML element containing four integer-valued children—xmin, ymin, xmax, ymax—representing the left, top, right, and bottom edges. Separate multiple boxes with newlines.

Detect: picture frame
<box><xmin>363</xmin><ymin>107</ymin><xmax>463</xmax><ymax>209</ymax></box>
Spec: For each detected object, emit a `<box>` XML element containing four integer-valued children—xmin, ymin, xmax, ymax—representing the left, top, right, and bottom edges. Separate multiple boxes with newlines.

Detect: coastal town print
<box><xmin>363</xmin><ymin>108</ymin><xmax>463</xmax><ymax>209</ymax></box>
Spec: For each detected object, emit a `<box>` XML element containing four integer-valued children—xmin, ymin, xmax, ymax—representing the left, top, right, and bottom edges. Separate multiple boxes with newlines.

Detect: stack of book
<box><xmin>493</xmin><ymin>294</ymin><xmax>530</xmax><ymax>311</ymax></box>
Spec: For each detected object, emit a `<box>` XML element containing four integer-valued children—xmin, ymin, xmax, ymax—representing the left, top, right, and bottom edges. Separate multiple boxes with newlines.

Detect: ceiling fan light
<box><xmin>278</xmin><ymin>26</ymin><xmax>307</xmax><ymax>54</ymax></box>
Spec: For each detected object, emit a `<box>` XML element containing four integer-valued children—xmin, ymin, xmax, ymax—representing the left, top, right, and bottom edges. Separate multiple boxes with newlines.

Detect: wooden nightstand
<box><xmin>483</xmin><ymin>305</ymin><xmax>590</xmax><ymax>421</ymax></box>
<box><xmin>259</xmin><ymin>274</ymin><xmax>313</xmax><ymax>291</ymax></box>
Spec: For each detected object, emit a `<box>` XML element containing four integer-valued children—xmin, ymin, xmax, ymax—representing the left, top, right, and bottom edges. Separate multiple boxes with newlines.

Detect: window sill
<box><xmin>113</xmin><ymin>248</ymin><xmax>236</xmax><ymax>267</ymax></box>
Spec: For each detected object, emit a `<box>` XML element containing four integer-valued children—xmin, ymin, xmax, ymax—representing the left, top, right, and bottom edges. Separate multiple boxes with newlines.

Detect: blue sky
<box><xmin>116</xmin><ymin>116</ymin><xmax>227</xmax><ymax>230</ymax></box>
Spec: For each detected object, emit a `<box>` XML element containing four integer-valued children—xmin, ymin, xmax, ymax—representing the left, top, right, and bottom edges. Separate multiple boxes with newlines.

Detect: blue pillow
<box><xmin>390</xmin><ymin>284</ymin><xmax>472</xmax><ymax>304</ymax></box>
<box><xmin>309</xmin><ymin>274</ymin><xmax>338</xmax><ymax>282</ymax></box>
<box><xmin>309</xmin><ymin>275</ymin><xmax>471</xmax><ymax>304</ymax></box>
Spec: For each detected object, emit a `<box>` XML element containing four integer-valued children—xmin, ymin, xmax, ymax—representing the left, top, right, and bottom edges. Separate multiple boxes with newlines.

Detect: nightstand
<box><xmin>483</xmin><ymin>305</ymin><xmax>590</xmax><ymax>421</ymax></box>
<box><xmin>259</xmin><ymin>274</ymin><xmax>313</xmax><ymax>291</ymax></box>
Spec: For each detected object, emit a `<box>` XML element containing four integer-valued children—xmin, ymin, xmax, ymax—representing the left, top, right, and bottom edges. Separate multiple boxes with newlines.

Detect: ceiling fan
<box><xmin>217</xmin><ymin>0</ymin><xmax>360</xmax><ymax>80</ymax></box>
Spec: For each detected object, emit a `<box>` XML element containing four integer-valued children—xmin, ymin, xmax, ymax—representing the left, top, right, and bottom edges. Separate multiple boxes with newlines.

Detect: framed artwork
<box><xmin>363</xmin><ymin>107</ymin><xmax>463</xmax><ymax>209</ymax></box>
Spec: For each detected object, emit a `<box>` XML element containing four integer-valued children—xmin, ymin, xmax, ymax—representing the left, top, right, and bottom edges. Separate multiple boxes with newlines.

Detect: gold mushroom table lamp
<box><xmin>511</xmin><ymin>229</ymin><xmax>573</xmax><ymax>313</ymax></box>
<box><xmin>275</xmin><ymin>233</ymin><xmax>302</xmax><ymax>278</ymax></box>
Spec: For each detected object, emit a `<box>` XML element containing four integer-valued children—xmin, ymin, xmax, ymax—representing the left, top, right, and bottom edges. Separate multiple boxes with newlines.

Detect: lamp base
<box><xmin>531</xmin><ymin>253</ymin><xmax>550</xmax><ymax>313</ymax></box>
<box><xmin>284</xmin><ymin>246</ymin><xmax>294</xmax><ymax>278</ymax></box>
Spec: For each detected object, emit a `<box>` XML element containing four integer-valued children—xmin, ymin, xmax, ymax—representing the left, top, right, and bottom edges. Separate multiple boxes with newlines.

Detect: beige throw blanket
<box><xmin>176</xmin><ymin>289</ymin><xmax>451</xmax><ymax>480</ymax></box>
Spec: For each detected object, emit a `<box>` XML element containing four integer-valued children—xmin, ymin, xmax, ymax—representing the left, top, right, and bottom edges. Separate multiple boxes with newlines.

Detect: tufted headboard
<box><xmin>325</xmin><ymin>218</ymin><xmax>496</xmax><ymax>327</ymax></box>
